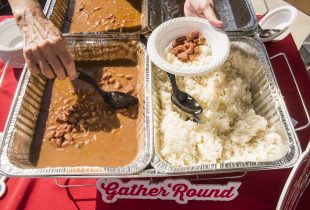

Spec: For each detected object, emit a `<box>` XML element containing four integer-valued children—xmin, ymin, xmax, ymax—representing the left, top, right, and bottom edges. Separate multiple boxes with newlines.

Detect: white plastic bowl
<box><xmin>0</xmin><ymin>19</ymin><xmax>25</xmax><ymax>68</ymax></box>
<box><xmin>257</xmin><ymin>6</ymin><xmax>297</xmax><ymax>42</ymax></box>
<box><xmin>147</xmin><ymin>17</ymin><xmax>230</xmax><ymax>76</ymax></box>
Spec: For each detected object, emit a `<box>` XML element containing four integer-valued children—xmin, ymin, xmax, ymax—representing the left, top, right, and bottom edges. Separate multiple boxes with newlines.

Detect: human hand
<box><xmin>12</xmin><ymin>3</ymin><xmax>76</xmax><ymax>80</ymax></box>
<box><xmin>184</xmin><ymin>0</ymin><xmax>224</xmax><ymax>28</ymax></box>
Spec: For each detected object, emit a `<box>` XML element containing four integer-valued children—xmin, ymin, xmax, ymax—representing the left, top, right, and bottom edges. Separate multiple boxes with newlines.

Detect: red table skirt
<box><xmin>0</xmin><ymin>16</ymin><xmax>309</xmax><ymax>210</ymax></box>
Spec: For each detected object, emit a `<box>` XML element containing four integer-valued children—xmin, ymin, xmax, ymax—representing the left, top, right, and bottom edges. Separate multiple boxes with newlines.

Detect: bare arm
<box><xmin>9</xmin><ymin>0</ymin><xmax>76</xmax><ymax>80</ymax></box>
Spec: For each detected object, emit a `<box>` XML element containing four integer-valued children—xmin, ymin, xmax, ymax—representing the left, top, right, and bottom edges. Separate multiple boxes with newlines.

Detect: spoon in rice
<box><xmin>167</xmin><ymin>72</ymin><xmax>203</xmax><ymax>119</ymax></box>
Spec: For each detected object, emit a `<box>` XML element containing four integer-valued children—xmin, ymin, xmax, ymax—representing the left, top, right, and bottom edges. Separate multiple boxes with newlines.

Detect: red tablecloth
<box><xmin>0</xmin><ymin>16</ymin><xmax>309</xmax><ymax>210</ymax></box>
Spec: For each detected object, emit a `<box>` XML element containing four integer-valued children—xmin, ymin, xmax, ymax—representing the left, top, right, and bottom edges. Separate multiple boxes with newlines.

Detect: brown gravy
<box><xmin>69</xmin><ymin>0</ymin><xmax>142</xmax><ymax>33</ymax></box>
<box><xmin>30</xmin><ymin>60</ymin><xmax>143</xmax><ymax>167</ymax></box>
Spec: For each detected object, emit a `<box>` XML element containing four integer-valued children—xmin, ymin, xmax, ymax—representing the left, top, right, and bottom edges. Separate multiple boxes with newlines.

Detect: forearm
<box><xmin>9</xmin><ymin>0</ymin><xmax>45</xmax><ymax>31</ymax></box>
<box><xmin>9</xmin><ymin>0</ymin><xmax>42</xmax><ymax>15</ymax></box>
<box><xmin>8</xmin><ymin>0</ymin><xmax>75</xmax><ymax>80</ymax></box>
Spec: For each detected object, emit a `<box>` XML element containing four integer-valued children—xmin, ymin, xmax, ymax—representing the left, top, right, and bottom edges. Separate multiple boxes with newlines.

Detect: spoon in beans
<box><xmin>76</xmin><ymin>70</ymin><xmax>138</xmax><ymax>109</ymax></box>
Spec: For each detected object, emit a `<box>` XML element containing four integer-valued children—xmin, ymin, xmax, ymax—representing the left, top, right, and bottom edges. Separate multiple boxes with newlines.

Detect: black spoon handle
<box><xmin>76</xmin><ymin>70</ymin><xmax>108</xmax><ymax>98</ymax></box>
<box><xmin>257</xmin><ymin>24</ymin><xmax>263</xmax><ymax>31</ymax></box>
<box><xmin>166</xmin><ymin>72</ymin><xmax>179</xmax><ymax>93</ymax></box>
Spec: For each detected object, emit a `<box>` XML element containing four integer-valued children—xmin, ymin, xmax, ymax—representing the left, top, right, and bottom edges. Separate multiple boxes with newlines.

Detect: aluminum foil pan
<box><xmin>151</xmin><ymin>36</ymin><xmax>301</xmax><ymax>174</ymax></box>
<box><xmin>0</xmin><ymin>35</ymin><xmax>152</xmax><ymax>177</ymax></box>
<box><xmin>148</xmin><ymin>0</ymin><xmax>258</xmax><ymax>36</ymax></box>
<box><xmin>45</xmin><ymin>0</ymin><xmax>149</xmax><ymax>34</ymax></box>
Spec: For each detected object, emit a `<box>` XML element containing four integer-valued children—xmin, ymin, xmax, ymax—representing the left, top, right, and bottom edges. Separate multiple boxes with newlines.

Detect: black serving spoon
<box><xmin>166</xmin><ymin>72</ymin><xmax>203</xmax><ymax>116</ymax></box>
<box><xmin>76</xmin><ymin>70</ymin><xmax>138</xmax><ymax>109</ymax></box>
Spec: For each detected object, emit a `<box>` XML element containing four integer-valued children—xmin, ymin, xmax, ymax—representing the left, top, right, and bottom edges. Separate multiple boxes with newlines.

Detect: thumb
<box><xmin>203</xmin><ymin>8</ymin><xmax>224</xmax><ymax>28</ymax></box>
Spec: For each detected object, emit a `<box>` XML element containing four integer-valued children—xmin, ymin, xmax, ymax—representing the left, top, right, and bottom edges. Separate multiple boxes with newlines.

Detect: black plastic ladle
<box><xmin>166</xmin><ymin>72</ymin><xmax>203</xmax><ymax>115</ymax></box>
<box><xmin>76</xmin><ymin>70</ymin><xmax>138</xmax><ymax>109</ymax></box>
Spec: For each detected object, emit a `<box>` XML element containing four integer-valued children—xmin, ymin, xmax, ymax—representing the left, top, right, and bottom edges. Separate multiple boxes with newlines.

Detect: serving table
<box><xmin>0</xmin><ymin>15</ymin><xmax>309</xmax><ymax>210</ymax></box>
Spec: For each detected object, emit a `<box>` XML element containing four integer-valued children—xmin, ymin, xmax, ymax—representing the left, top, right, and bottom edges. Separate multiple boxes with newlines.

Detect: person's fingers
<box><xmin>185</xmin><ymin>8</ymin><xmax>200</xmax><ymax>17</ymax></box>
<box><xmin>39</xmin><ymin>59</ymin><xmax>55</xmax><ymax>79</ymax></box>
<box><xmin>197</xmin><ymin>12</ymin><xmax>206</xmax><ymax>19</ymax></box>
<box><xmin>26</xmin><ymin>60</ymin><xmax>40</xmax><ymax>75</ymax></box>
<box><xmin>185</xmin><ymin>1</ymin><xmax>204</xmax><ymax>18</ymax></box>
<box><xmin>23</xmin><ymin>48</ymin><xmax>40</xmax><ymax>74</ymax></box>
<box><xmin>185</xmin><ymin>0</ymin><xmax>223</xmax><ymax>26</ymax></box>
<box><xmin>184</xmin><ymin>0</ymin><xmax>198</xmax><ymax>17</ymax></box>
<box><xmin>184</xmin><ymin>0</ymin><xmax>192</xmax><ymax>16</ymax></box>
<box><xmin>57</xmin><ymin>50</ymin><xmax>76</xmax><ymax>80</ymax></box>
<box><xmin>38</xmin><ymin>42</ymin><xmax>66</xmax><ymax>80</ymax></box>
<box><xmin>31</xmin><ymin>47</ymin><xmax>55</xmax><ymax>79</ymax></box>
<box><xmin>53</xmin><ymin>39</ymin><xmax>76</xmax><ymax>80</ymax></box>
<box><xmin>203</xmin><ymin>7</ymin><xmax>224</xmax><ymax>28</ymax></box>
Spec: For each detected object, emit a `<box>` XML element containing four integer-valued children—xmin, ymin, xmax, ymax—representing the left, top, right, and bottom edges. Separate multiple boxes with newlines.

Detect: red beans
<box><xmin>68</xmin><ymin>116</ymin><xmax>78</xmax><ymax>124</ymax></box>
<box><xmin>108</xmin><ymin>78</ymin><xmax>116</xmax><ymax>84</ymax></box>
<box><xmin>187</xmin><ymin>30</ymin><xmax>200</xmax><ymax>41</ymax></box>
<box><xmin>46</xmin><ymin>130</ymin><xmax>56</xmax><ymax>140</ymax></box>
<box><xmin>56</xmin><ymin>138</ymin><xmax>63</xmax><ymax>147</ymax></box>
<box><xmin>66</xmin><ymin>125</ymin><xmax>73</xmax><ymax>132</ymax></box>
<box><xmin>170</xmin><ymin>30</ymin><xmax>205</xmax><ymax>62</ymax></box>
<box><xmin>177</xmin><ymin>52</ymin><xmax>189</xmax><ymax>61</ymax></box>
<box><xmin>61</xmin><ymin>141</ymin><xmax>70</xmax><ymax>147</ymax></box>
<box><xmin>56</xmin><ymin>113</ymin><xmax>68</xmax><ymax>123</ymax></box>
<box><xmin>64</xmin><ymin>134</ymin><xmax>74</xmax><ymax>141</ymax></box>
<box><xmin>186</xmin><ymin>43</ymin><xmax>196</xmax><ymax>55</ymax></box>
<box><xmin>55</xmin><ymin>130</ymin><xmax>66</xmax><ymax>138</ymax></box>
<box><xmin>50</xmin><ymin>138</ymin><xmax>57</xmax><ymax>145</ymax></box>
<box><xmin>114</xmin><ymin>81</ymin><xmax>122</xmax><ymax>89</ymax></box>
<box><xmin>82</xmin><ymin>112</ymin><xmax>91</xmax><ymax>119</ymax></box>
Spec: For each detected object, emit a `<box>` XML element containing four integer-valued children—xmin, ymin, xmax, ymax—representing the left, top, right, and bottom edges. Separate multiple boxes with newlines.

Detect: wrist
<box><xmin>12</xmin><ymin>7</ymin><xmax>45</xmax><ymax>31</ymax></box>
<box><xmin>12</xmin><ymin>4</ymin><xmax>45</xmax><ymax>31</ymax></box>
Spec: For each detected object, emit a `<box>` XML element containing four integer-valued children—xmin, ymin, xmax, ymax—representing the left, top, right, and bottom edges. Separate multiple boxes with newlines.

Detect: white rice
<box><xmin>156</xmin><ymin>48</ymin><xmax>289</xmax><ymax>167</ymax></box>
